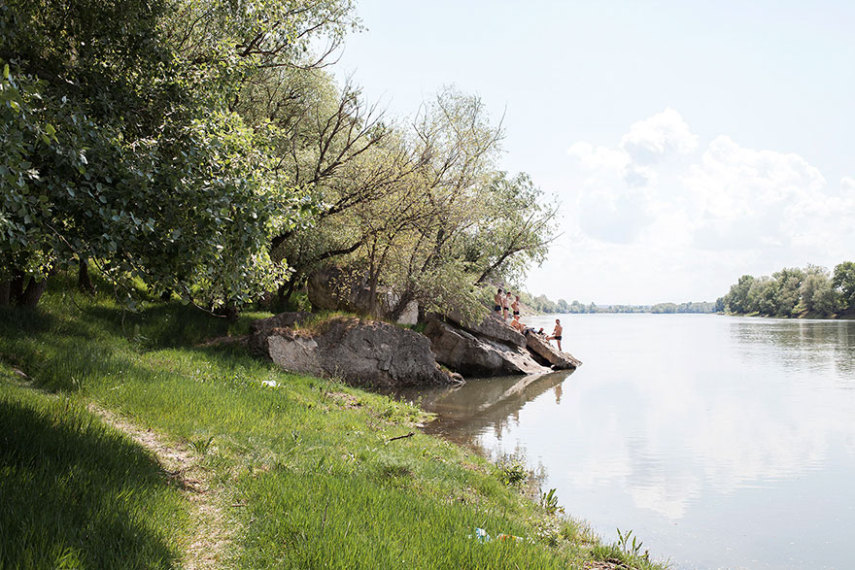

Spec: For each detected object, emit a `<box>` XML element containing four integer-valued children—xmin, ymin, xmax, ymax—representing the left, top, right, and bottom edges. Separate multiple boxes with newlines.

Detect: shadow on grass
<box><xmin>0</xmin><ymin>396</ymin><xmax>182</xmax><ymax>569</ymax></box>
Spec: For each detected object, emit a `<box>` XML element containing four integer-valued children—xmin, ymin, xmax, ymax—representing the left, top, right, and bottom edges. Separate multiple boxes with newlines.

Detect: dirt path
<box><xmin>88</xmin><ymin>405</ymin><xmax>233</xmax><ymax>570</ymax></box>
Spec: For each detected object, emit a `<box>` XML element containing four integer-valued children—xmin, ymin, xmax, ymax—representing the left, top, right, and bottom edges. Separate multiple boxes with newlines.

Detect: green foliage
<box><xmin>500</xmin><ymin>458</ymin><xmax>529</xmax><ymax>487</ymax></box>
<box><xmin>724</xmin><ymin>262</ymin><xmax>855</xmax><ymax>317</ymax></box>
<box><xmin>832</xmin><ymin>261</ymin><xmax>855</xmax><ymax>311</ymax></box>
<box><xmin>0</xmin><ymin>0</ymin><xmax>306</xmax><ymax>309</ymax></box>
<box><xmin>539</xmin><ymin>488</ymin><xmax>564</xmax><ymax>516</ymax></box>
<box><xmin>272</xmin><ymin>85</ymin><xmax>560</xmax><ymax>318</ymax></box>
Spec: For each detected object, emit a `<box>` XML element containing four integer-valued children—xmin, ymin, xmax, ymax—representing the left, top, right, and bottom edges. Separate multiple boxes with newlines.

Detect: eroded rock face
<box><xmin>442</xmin><ymin>310</ymin><xmax>527</xmax><ymax>348</ymax></box>
<box><xmin>248</xmin><ymin>311</ymin><xmax>312</xmax><ymax>355</ymax></box>
<box><xmin>423</xmin><ymin>318</ymin><xmax>548</xmax><ymax>377</ymax></box>
<box><xmin>253</xmin><ymin>316</ymin><xmax>454</xmax><ymax>388</ymax></box>
<box><xmin>525</xmin><ymin>333</ymin><xmax>582</xmax><ymax>370</ymax></box>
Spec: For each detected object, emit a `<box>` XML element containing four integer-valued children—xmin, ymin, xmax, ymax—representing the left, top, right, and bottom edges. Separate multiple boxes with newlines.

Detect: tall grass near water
<box><xmin>0</xmin><ymin>280</ymin><xmax>664</xmax><ymax>569</ymax></box>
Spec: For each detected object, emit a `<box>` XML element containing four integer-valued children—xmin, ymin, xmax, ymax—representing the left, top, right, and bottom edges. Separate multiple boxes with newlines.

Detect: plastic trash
<box><xmin>468</xmin><ymin>527</ymin><xmax>491</xmax><ymax>542</ymax></box>
<box><xmin>468</xmin><ymin>528</ymin><xmax>528</xmax><ymax>544</ymax></box>
<box><xmin>262</xmin><ymin>379</ymin><xmax>278</xmax><ymax>388</ymax></box>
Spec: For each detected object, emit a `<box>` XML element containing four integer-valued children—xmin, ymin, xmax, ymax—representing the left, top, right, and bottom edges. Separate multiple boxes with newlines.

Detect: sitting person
<box><xmin>510</xmin><ymin>314</ymin><xmax>526</xmax><ymax>333</ymax></box>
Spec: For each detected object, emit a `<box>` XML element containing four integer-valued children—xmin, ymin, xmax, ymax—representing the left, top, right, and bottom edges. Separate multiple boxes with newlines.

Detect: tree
<box><xmin>724</xmin><ymin>275</ymin><xmax>755</xmax><ymax>314</ymax></box>
<box><xmin>799</xmin><ymin>265</ymin><xmax>839</xmax><ymax>316</ymax></box>
<box><xmin>0</xmin><ymin>0</ymin><xmax>325</xmax><ymax>308</ymax></box>
<box><xmin>770</xmin><ymin>267</ymin><xmax>804</xmax><ymax>317</ymax></box>
<box><xmin>832</xmin><ymin>261</ymin><xmax>855</xmax><ymax>311</ymax></box>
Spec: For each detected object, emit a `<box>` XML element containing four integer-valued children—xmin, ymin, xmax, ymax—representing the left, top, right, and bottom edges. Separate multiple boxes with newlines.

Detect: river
<box><xmin>409</xmin><ymin>313</ymin><xmax>855</xmax><ymax>569</ymax></box>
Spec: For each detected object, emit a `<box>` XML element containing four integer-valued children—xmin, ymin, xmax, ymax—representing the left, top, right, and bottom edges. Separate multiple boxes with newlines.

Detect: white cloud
<box><xmin>561</xmin><ymin>109</ymin><xmax>855</xmax><ymax>278</ymax></box>
<box><xmin>619</xmin><ymin>107</ymin><xmax>699</xmax><ymax>165</ymax></box>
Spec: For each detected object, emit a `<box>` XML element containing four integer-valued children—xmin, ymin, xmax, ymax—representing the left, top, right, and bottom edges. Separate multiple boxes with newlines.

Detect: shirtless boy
<box><xmin>511</xmin><ymin>295</ymin><xmax>521</xmax><ymax>319</ymax></box>
<box><xmin>494</xmin><ymin>288</ymin><xmax>504</xmax><ymax>316</ymax></box>
<box><xmin>547</xmin><ymin>319</ymin><xmax>563</xmax><ymax>351</ymax></box>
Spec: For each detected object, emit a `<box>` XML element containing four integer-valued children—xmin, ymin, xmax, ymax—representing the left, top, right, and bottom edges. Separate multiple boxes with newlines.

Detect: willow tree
<box><xmin>275</xmin><ymin>87</ymin><xmax>559</xmax><ymax>320</ymax></box>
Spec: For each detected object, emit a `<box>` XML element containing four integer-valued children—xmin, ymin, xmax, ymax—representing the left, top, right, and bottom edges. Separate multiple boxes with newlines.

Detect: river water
<box><xmin>410</xmin><ymin>314</ymin><xmax>855</xmax><ymax>569</ymax></box>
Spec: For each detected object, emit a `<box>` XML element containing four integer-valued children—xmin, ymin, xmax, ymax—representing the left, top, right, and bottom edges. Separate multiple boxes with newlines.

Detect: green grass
<box><xmin>0</xmin><ymin>279</ymin><xmax>666</xmax><ymax>569</ymax></box>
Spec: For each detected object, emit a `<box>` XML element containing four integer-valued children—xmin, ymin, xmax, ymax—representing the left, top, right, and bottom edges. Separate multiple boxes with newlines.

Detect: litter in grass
<box><xmin>469</xmin><ymin>528</ymin><xmax>491</xmax><ymax>542</ymax></box>
<box><xmin>468</xmin><ymin>528</ymin><xmax>528</xmax><ymax>544</ymax></box>
<box><xmin>262</xmin><ymin>380</ymin><xmax>279</xmax><ymax>388</ymax></box>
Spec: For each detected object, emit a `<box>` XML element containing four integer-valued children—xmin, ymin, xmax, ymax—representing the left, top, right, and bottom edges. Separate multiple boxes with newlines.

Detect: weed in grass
<box><xmin>190</xmin><ymin>435</ymin><xmax>216</xmax><ymax>457</ymax></box>
<box><xmin>617</xmin><ymin>527</ymin><xmax>648</xmax><ymax>559</ymax></box>
<box><xmin>539</xmin><ymin>488</ymin><xmax>564</xmax><ymax>516</ymax></box>
<box><xmin>500</xmin><ymin>458</ymin><xmax>528</xmax><ymax>487</ymax></box>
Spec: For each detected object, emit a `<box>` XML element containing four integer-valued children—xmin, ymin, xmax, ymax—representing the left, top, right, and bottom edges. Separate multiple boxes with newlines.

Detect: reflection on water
<box><xmin>402</xmin><ymin>370</ymin><xmax>574</xmax><ymax>444</ymax></box>
<box><xmin>413</xmin><ymin>314</ymin><xmax>855</xmax><ymax>570</ymax></box>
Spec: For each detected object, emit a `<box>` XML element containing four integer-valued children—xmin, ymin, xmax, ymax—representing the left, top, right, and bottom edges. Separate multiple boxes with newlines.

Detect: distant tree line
<box><xmin>720</xmin><ymin>262</ymin><xmax>855</xmax><ymax>317</ymax></box>
<box><xmin>517</xmin><ymin>293</ymin><xmax>716</xmax><ymax>314</ymax></box>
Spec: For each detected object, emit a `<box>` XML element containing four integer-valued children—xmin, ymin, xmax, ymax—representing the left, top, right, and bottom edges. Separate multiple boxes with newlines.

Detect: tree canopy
<box><xmin>721</xmin><ymin>262</ymin><xmax>855</xmax><ymax>317</ymax></box>
<box><xmin>1</xmin><ymin>0</ymin><xmax>559</xmax><ymax>315</ymax></box>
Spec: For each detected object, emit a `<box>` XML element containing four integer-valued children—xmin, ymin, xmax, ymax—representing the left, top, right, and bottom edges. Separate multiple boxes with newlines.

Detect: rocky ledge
<box><xmin>251</xmin><ymin>311</ymin><xmax>580</xmax><ymax>388</ymax></box>
<box><xmin>424</xmin><ymin>313</ymin><xmax>580</xmax><ymax>377</ymax></box>
<box><xmin>250</xmin><ymin>315</ymin><xmax>456</xmax><ymax>388</ymax></box>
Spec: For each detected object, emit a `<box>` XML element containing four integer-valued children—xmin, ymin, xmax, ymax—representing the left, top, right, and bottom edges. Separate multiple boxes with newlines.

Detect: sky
<box><xmin>333</xmin><ymin>0</ymin><xmax>855</xmax><ymax>305</ymax></box>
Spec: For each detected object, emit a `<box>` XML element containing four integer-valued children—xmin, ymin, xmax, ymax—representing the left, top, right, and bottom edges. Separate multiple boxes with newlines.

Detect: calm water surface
<box><xmin>413</xmin><ymin>314</ymin><xmax>855</xmax><ymax>569</ymax></box>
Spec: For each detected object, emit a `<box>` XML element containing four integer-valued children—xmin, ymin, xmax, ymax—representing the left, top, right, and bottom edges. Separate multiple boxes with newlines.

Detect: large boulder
<box><xmin>424</xmin><ymin>318</ymin><xmax>548</xmax><ymax>377</ymax></box>
<box><xmin>248</xmin><ymin>311</ymin><xmax>312</xmax><ymax>354</ymax></box>
<box><xmin>253</xmin><ymin>316</ymin><xmax>455</xmax><ymax>388</ymax></box>
<box><xmin>441</xmin><ymin>310</ymin><xmax>526</xmax><ymax>348</ymax></box>
<box><xmin>525</xmin><ymin>332</ymin><xmax>582</xmax><ymax>370</ymax></box>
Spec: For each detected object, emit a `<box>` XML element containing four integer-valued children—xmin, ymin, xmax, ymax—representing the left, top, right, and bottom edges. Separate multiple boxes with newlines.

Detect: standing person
<box><xmin>504</xmin><ymin>291</ymin><xmax>513</xmax><ymax>322</ymax></box>
<box><xmin>494</xmin><ymin>288</ymin><xmax>504</xmax><ymax>316</ymax></box>
<box><xmin>511</xmin><ymin>295</ymin><xmax>521</xmax><ymax>319</ymax></box>
<box><xmin>547</xmin><ymin>318</ymin><xmax>563</xmax><ymax>351</ymax></box>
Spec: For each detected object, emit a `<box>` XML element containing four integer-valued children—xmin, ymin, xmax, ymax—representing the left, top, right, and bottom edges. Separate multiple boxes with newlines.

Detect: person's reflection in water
<box><xmin>553</xmin><ymin>383</ymin><xmax>562</xmax><ymax>404</ymax></box>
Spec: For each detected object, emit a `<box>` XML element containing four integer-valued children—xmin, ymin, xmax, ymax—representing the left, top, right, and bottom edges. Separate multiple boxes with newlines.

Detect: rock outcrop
<box><xmin>253</xmin><ymin>316</ymin><xmax>455</xmax><ymax>388</ymax></box>
<box><xmin>441</xmin><ymin>310</ymin><xmax>527</xmax><ymax>348</ymax></box>
<box><xmin>525</xmin><ymin>332</ymin><xmax>582</xmax><ymax>370</ymax></box>
<box><xmin>424</xmin><ymin>316</ymin><xmax>548</xmax><ymax>377</ymax></box>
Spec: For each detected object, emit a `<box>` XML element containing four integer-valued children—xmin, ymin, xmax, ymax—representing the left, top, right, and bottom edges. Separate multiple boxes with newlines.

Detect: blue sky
<box><xmin>335</xmin><ymin>0</ymin><xmax>855</xmax><ymax>304</ymax></box>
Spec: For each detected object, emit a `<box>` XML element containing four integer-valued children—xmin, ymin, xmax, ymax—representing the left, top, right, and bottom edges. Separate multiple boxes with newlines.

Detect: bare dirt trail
<box><xmin>88</xmin><ymin>404</ymin><xmax>233</xmax><ymax>570</ymax></box>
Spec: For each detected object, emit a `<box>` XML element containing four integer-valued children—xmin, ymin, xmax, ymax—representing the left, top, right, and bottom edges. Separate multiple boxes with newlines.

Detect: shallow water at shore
<box><xmin>408</xmin><ymin>313</ymin><xmax>855</xmax><ymax>570</ymax></box>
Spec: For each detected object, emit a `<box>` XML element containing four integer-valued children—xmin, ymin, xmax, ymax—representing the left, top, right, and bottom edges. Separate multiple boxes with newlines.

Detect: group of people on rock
<box><xmin>493</xmin><ymin>288</ymin><xmax>563</xmax><ymax>352</ymax></box>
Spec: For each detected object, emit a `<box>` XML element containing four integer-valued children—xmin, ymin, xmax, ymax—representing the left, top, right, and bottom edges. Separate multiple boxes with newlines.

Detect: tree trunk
<box><xmin>388</xmin><ymin>289</ymin><xmax>415</xmax><ymax>322</ymax></box>
<box><xmin>0</xmin><ymin>280</ymin><xmax>10</xmax><ymax>307</ymax></box>
<box><xmin>20</xmin><ymin>276</ymin><xmax>48</xmax><ymax>307</ymax></box>
<box><xmin>367</xmin><ymin>273</ymin><xmax>380</xmax><ymax>319</ymax></box>
<box><xmin>10</xmin><ymin>272</ymin><xmax>24</xmax><ymax>303</ymax></box>
<box><xmin>278</xmin><ymin>273</ymin><xmax>301</xmax><ymax>305</ymax></box>
<box><xmin>78</xmin><ymin>258</ymin><xmax>95</xmax><ymax>295</ymax></box>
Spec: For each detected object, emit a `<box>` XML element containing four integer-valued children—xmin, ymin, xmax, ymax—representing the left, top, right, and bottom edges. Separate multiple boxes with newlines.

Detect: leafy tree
<box><xmin>832</xmin><ymin>261</ymin><xmax>855</xmax><ymax>311</ymax></box>
<box><xmin>799</xmin><ymin>265</ymin><xmax>839</xmax><ymax>316</ymax></box>
<box><xmin>724</xmin><ymin>275</ymin><xmax>755</xmax><ymax>314</ymax></box>
<box><xmin>0</xmin><ymin>0</ymin><xmax>358</xmax><ymax>308</ymax></box>
<box><xmin>770</xmin><ymin>267</ymin><xmax>804</xmax><ymax>317</ymax></box>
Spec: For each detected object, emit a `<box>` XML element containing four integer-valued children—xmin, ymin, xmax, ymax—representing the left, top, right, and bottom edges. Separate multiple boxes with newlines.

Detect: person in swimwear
<box><xmin>494</xmin><ymin>288</ymin><xmax>504</xmax><ymax>316</ymax></box>
<box><xmin>547</xmin><ymin>318</ymin><xmax>563</xmax><ymax>351</ymax></box>
<box><xmin>503</xmin><ymin>291</ymin><xmax>513</xmax><ymax>322</ymax></box>
<box><xmin>511</xmin><ymin>295</ymin><xmax>521</xmax><ymax>319</ymax></box>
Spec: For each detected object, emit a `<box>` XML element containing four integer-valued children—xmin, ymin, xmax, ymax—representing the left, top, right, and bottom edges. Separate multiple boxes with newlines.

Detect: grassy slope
<box><xmin>0</xmin><ymin>282</ymin><xmax>662</xmax><ymax>569</ymax></box>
